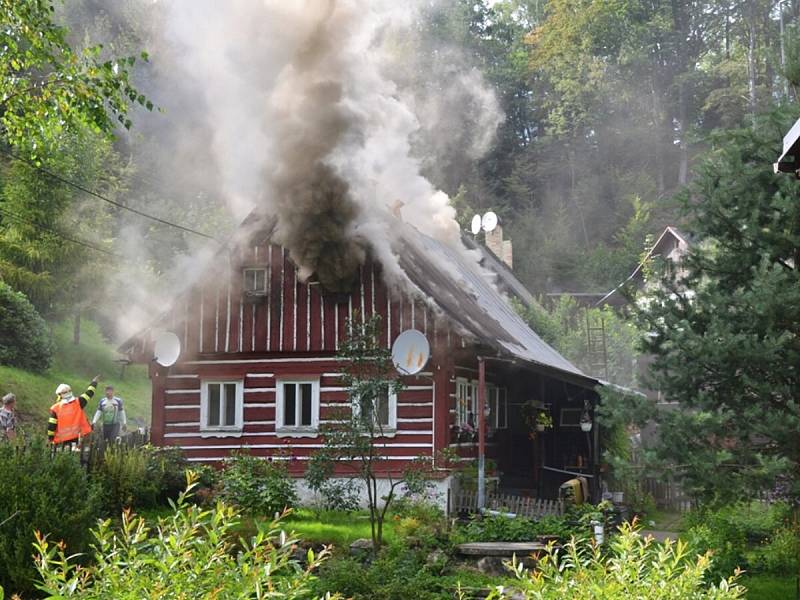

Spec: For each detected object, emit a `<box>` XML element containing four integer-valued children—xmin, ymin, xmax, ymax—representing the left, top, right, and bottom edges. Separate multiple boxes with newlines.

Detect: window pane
<box><xmin>300</xmin><ymin>383</ymin><xmax>312</xmax><ymax>426</ymax></box>
<box><xmin>208</xmin><ymin>384</ymin><xmax>220</xmax><ymax>427</ymax></box>
<box><xmin>224</xmin><ymin>383</ymin><xmax>237</xmax><ymax>426</ymax></box>
<box><xmin>284</xmin><ymin>384</ymin><xmax>296</xmax><ymax>426</ymax></box>
<box><xmin>376</xmin><ymin>391</ymin><xmax>390</xmax><ymax>426</ymax></box>
<box><xmin>498</xmin><ymin>389</ymin><xmax>507</xmax><ymax>428</ymax></box>
<box><xmin>244</xmin><ymin>269</ymin><xmax>266</xmax><ymax>292</ymax></box>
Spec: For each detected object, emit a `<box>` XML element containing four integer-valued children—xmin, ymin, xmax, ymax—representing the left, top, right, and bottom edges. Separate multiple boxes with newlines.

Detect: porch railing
<box><xmin>452</xmin><ymin>490</ymin><xmax>563</xmax><ymax>519</ymax></box>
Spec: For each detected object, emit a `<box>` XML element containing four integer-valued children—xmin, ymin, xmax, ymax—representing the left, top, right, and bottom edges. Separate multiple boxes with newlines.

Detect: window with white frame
<box><xmin>487</xmin><ymin>385</ymin><xmax>508</xmax><ymax>430</ymax></box>
<box><xmin>455</xmin><ymin>377</ymin><xmax>476</xmax><ymax>428</ymax></box>
<box><xmin>200</xmin><ymin>380</ymin><xmax>243</xmax><ymax>434</ymax></box>
<box><xmin>276</xmin><ymin>378</ymin><xmax>319</xmax><ymax>434</ymax></box>
<box><xmin>243</xmin><ymin>268</ymin><xmax>267</xmax><ymax>294</ymax></box>
<box><xmin>456</xmin><ymin>378</ymin><xmax>507</xmax><ymax>430</ymax></box>
<box><xmin>355</xmin><ymin>383</ymin><xmax>397</xmax><ymax>432</ymax></box>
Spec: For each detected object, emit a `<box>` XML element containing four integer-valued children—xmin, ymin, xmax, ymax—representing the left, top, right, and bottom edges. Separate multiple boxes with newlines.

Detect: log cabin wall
<box><xmin>151</xmin><ymin>239</ymin><xmax>469</xmax><ymax>476</ymax></box>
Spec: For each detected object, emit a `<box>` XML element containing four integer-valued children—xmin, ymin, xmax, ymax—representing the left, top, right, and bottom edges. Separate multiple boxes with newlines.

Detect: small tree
<box><xmin>309</xmin><ymin>314</ymin><xmax>433</xmax><ymax>551</ymax></box>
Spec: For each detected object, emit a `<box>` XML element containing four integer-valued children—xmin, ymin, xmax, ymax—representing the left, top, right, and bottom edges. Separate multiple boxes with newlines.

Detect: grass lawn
<box><xmin>278</xmin><ymin>509</ymin><xmax>400</xmax><ymax>550</ymax></box>
<box><xmin>742</xmin><ymin>574</ymin><xmax>797</xmax><ymax>599</ymax></box>
<box><xmin>3</xmin><ymin>318</ymin><xmax>151</xmax><ymax>432</ymax></box>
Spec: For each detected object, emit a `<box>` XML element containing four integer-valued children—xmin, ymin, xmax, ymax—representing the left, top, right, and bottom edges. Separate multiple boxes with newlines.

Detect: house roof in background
<box><xmin>774</xmin><ymin>116</ymin><xmax>800</xmax><ymax>175</ymax></box>
<box><xmin>595</xmin><ymin>225</ymin><xmax>691</xmax><ymax>307</ymax></box>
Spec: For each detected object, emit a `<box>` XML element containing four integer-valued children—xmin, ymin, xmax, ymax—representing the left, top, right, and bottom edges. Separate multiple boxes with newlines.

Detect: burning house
<box><xmin>125</xmin><ymin>213</ymin><xmax>603</xmax><ymax>505</ymax></box>
<box><xmin>120</xmin><ymin>1</ymin><xmax>604</xmax><ymax>507</ymax></box>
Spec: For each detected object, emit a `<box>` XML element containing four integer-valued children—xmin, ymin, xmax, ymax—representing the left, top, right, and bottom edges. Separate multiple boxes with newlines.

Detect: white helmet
<box><xmin>55</xmin><ymin>383</ymin><xmax>72</xmax><ymax>396</ymax></box>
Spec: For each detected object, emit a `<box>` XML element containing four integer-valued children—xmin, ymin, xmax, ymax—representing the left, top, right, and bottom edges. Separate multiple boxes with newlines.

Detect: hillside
<box><xmin>1</xmin><ymin>319</ymin><xmax>151</xmax><ymax>433</ymax></box>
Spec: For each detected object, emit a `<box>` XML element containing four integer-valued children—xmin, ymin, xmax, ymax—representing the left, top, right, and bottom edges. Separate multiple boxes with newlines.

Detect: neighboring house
<box><xmin>124</xmin><ymin>217</ymin><xmax>602</xmax><ymax>503</ymax></box>
<box><xmin>595</xmin><ymin>226</ymin><xmax>693</xmax><ymax>405</ymax></box>
<box><xmin>774</xmin><ymin>115</ymin><xmax>800</xmax><ymax>177</ymax></box>
<box><xmin>596</xmin><ymin>226</ymin><xmax>692</xmax><ymax>308</ymax></box>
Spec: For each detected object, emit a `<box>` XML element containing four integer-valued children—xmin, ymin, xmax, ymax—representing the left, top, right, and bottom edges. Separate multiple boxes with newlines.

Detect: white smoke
<box><xmin>70</xmin><ymin>0</ymin><xmax>504</xmax><ymax>334</ymax></box>
<box><xmin>162</xmin><ymin>1</ymin><xmax>502</xmax><ymax>274</ymax></box>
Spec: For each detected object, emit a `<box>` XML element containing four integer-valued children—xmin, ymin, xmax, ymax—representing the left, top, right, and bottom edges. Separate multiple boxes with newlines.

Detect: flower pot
<box><xmin>536</xmin><ymin>424</ymin><xmax>545</xmax><ymax>432</ymax></box>
<box><xmin>612</xmin><ymin>491</ymin><xmax>624</xmax><ymax>504</ymax></box>
<box><xmin>580</xmin><ymin>421</ymin><xmax>592</xmax><ymax>432</ymax></box>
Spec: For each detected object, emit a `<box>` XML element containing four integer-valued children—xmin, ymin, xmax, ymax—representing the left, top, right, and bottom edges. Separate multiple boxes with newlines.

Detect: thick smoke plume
<box><xmin>160</xmin><ymin>0</ymin><xmax>503</xmax><ymax>292</ymax></box>
<box><xmin>64</xmin><ymin>0</ymin><xmax>504</xmax><ymax>333</ymax></box>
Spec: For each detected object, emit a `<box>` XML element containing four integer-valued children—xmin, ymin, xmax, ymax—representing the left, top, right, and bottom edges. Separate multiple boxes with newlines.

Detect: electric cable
<box><xmin>0</xmin><ymin>206</ymin><xmax>123</xmax><ymax>259</ymax></box>
<box><xmin>0</xmin><ymin>147</ymin><xmax>220</xmax><ymax>242</ymax></box>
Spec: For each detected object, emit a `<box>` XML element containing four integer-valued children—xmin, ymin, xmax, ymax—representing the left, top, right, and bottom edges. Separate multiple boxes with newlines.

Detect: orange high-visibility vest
<box><xmin>50</xmin><ymin>400</ymin><xmax>92</xmax><ymax>444</ymax></box>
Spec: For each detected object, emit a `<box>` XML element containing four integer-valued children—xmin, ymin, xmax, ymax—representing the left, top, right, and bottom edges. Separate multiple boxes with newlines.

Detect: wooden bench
<box><xmin>456</xmin><ymin>542</ymin><xmax>550</xmax><ymax>557</ymax></box>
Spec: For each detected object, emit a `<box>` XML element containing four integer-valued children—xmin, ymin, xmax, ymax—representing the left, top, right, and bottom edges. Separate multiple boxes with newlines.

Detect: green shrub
<box><xmin>745</xmin><ymin>524</ymin><xmax>800</xmax><ymax>574</ymax></box>
<box><xmin>0</xmin><ymin>437</ymin><xmax>102</xmax><ymax>596</ymax></box>
<box><xmin>683</xmin><ymin>502</ymin><xmax>793</xmax><ymax>578</ymax></box>
<box><xmin>495</xmin><ymin>522</ymin><xmax>746</xmax><ymax>599</ymax></box>
<box><xmin>34</xmin><ymin>474</ymin><xmax>339</xmax><ymax>599</ymax></box>
<box><xmin>218</xmin><ymin>452</ymin><xmax>298</xmax><ymax>515</ymax></box>
<box><xmin>0</xmin><ymin>281</ymin><xmax>54</xmax><ymax>370</ymax></box>
<box><xmin>305</xmin><ymin>453</ymin><xmax>360</xmax><ymax>513</ymax></box>
<box><xmin>453</xmin><ymin>512</ymin><xmax>584</xmax><ymax>544</ymax></box>
<box><xmin>91</xmin><ymin>444</ymin><xmax>189</xmax><ymax>511</ymax></box>
<box><xmin>456</xmin><ymin>513</ymin><xmax>538</xmax><ymax>542</ymax></box>
<box><xmin>313</xmin><ymin>542</ymin><xmax>449</xmax><ymax>600</ymax></box>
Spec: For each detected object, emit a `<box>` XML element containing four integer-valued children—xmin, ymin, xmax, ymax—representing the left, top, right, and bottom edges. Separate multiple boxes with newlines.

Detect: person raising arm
<box><xmin>47</xmin><ymin>376</ymin><xmax>100</xmax><ymax>445</ymax></box>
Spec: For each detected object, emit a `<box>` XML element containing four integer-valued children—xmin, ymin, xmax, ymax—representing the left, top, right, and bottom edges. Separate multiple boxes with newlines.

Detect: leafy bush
<box><xmin>305</xmin><ymin>453</ymin><xmax>360</xmax><ymax>513</ymax></box>
<box><xmin>314</xmin><ymin>542</ymin><xmax>453</xmax><ymax>600</ymax></box>
<box><xmin>0</xmin><ymin>437</ymin><xmax>102</xmax><ymax>596</ymax></box>
<box><xmin>683</xmin><ymin>502</ymin><xmax>793</xmax><ymax>578</ymax></box>
<box><xmin>453</xmin><ymin>512</ymin><xmax>584</xmax><ymax>544</ymax></box>
<box><xmin>746</xmin><ymin>524</ymin><xmax>800</xmax><ymax>574</ymax></box>
<box><xmin>218</xmin><ymin>452</ymin><xmax>298</xmax><ymax>515</ymax></box>
<box><xmin>494</xmin><ymin>522</ymin><xmax>746</xmax><ymax>599</ymax></box>
<box><xmin>0</xmin><ymin>281</ymin><xmax>54</xmax><ymax>370</ymax></box>
<box><xmin>34</xmin><ymin>474</ymin><xmax>338</xmax><ymax>599</ymax></box>
<box><xmin>91</xmin><ymin>444</ymin><xmax>189</xmax><ymax>511</ymax></box>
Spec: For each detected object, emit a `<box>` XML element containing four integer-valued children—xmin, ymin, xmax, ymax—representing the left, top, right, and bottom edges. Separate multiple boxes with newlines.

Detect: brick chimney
<box><xmin>502</xmin><ymin>240</ymin><xmax>513</xmax><ymax>269</ymax></box>
<box><xmin>485</xmin><ymin>225</ymin><xmax>513</xmax><ymax>269</ymax></box>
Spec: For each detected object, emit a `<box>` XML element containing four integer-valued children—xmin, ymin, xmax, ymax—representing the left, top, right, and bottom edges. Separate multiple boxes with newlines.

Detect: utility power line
<box><xmin>0</xmin><ymin>206</ymin><xmax>123</xmax><ymax>259</ymax></box>
<box><xmin>0</xmin><ymin>148</ymin><xmax>220</xmax><ymax>242</ymax></box>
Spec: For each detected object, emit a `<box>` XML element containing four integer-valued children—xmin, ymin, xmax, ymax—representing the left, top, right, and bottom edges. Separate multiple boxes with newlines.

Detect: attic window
<box><xmin>243</xmin><ymin>268</ymin><xmax>267</xmax><ymax>294</ymax></box>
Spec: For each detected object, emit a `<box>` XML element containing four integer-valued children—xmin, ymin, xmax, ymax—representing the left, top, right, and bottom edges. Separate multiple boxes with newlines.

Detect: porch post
<box><xmin>477</xmin><ymin>357</ymin><xmax>487</xmax><ymax>509</ymax></box>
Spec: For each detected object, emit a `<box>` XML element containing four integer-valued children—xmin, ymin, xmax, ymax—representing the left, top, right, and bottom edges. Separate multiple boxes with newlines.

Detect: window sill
<box><xmin>368</xmin><ymin>428</ymin><xmax>397</xmax><ymax>438</ymax></box>
<box><xmin>199</xmin><ymin>428</ymin><xmax>243</xmax><ymax>438</ymax></box>
<box><xmin>275</xmin><ymin>428</ymin><xmax>318</xmax><ymax>438</ymax></box>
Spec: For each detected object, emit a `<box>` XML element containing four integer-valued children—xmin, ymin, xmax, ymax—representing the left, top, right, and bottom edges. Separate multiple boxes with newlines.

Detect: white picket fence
<box><xmin>453</xmin><ymin>490</ymin><xmax>563</xmax><ymax>518</ymax></box>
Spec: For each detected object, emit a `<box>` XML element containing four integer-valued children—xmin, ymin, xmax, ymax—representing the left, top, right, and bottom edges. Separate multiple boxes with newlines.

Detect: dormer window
<box><xmin>243</xmin><ymin>268</ymin><xmax>267</xmax><ymax>295</ymax></box>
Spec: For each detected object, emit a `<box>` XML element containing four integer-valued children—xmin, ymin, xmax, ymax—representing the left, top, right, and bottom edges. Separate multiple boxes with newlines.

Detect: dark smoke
<box><xmin>267</xmin><ymin>162</ymin><xmax>364</xmax><ymax>292</ymax></box>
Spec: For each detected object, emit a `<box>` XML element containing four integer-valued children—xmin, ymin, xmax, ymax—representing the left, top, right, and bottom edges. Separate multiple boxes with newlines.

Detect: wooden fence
<box><xmin>643</xmin><ymin>476</ymin><xmax>694</xmax><ymax>513</ymax></box>
<box><xmin>50</xmin><ymin>429</ymin><xmax>150</xmax><ymax>470</ymax></box>
<box><xmin>452</xmin><ymin>490</ymin><xmax>563</xmax><ymax>519</ymax></box>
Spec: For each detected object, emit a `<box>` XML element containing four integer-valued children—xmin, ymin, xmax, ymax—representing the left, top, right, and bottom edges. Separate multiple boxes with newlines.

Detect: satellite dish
<box><xmin>482</xmin><ymin>211</ymin><xmax>498</xmax><ymax>232</ymax></box>
<box><xmin>391</xmin><ymin>329</ymin><xmax>430</xmax><ymax>375</ymax></box>
<box><xmin>153</xmin><ymin>331</ymin><xmax>181</xmax><ymax>367</ymax></box>
<box><xmin>470</xmin><ymin>214</ymin><xmax>482</xmax><ymax>235</ymax></box>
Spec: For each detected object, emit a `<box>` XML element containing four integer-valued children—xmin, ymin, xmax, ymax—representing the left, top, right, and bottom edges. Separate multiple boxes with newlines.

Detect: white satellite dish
<box><xmin>470</xmin><ymin>214</ymin><xmax>482</xmax><ymax>235</ymax></box>
<box><xmin>482</xmin><ymin>211</ymin><xmax>498</xmax><ymax>232</ymax></box>
<box><xmin>391</xmin><ymin>329</ymin><xmax>430</xmax><ymax>375</ymax></box>
<box><xmin>153</xmin><ymin>331</ymin><xmax>181</xmax><ymax>367</ymax></box>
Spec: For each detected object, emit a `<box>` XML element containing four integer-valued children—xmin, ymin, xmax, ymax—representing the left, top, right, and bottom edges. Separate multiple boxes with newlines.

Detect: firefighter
<box><xmin>47</xmin><ymin>376</ymin><xmax>100</xmax><ymax>445</ymax></box>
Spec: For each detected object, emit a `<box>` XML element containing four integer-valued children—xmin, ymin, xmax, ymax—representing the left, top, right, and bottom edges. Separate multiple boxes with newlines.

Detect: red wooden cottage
<box><xmin>127</xmin><ymin>217</ymin><xmax>602</xmax><ymax>503</ymax></box>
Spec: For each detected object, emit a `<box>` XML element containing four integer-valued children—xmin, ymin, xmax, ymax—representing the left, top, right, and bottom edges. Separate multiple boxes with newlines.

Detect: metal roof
<box><xmin>395</xmin><ymin>223</ymin><xmax>594</xmax><ymax>384</ymax></box>
<box><xmin>775</xmin><ymin>116</ymin><xmax>800</xmax><ymax>175</ymax></box>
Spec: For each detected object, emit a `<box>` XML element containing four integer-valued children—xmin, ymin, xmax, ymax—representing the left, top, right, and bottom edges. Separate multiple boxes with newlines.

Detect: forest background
<box><xmin>2</xmin><ymin>0</ymin><xmax>799</xmax><ymax>365</ymax></box>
